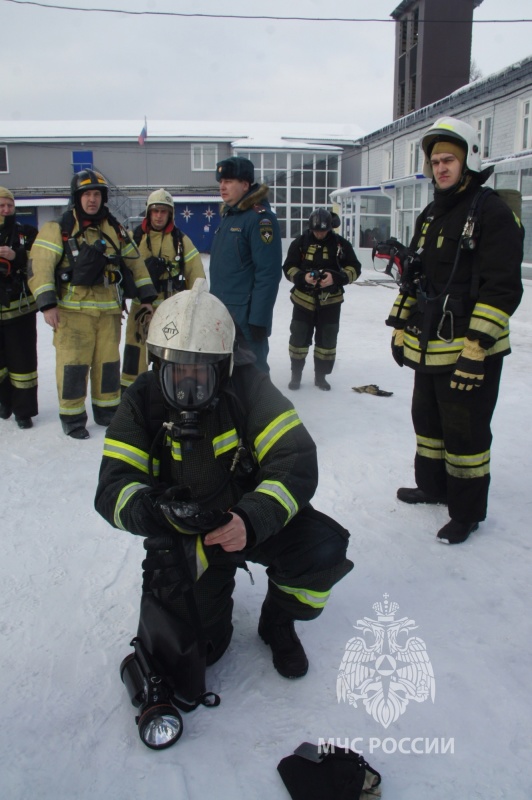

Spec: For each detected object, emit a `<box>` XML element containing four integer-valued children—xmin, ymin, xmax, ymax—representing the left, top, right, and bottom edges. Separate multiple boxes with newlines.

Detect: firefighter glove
<box><xmin>134</xmin><ymin>306</ymin><xmax>153</xmax><ymax>344</ymax></box>
<box><xmin>142</xmin><ymin>533</ymin><xmax>209</xmax><ymax>596</ymax></box>
<box><xmin>391</xmin><ymin>328</ymin><xmax>404</xmax><ymax>367</ymax></box>
<box><xmin>156</xmin><ymin>494</ymin><xmax>232</xmax><ymax>536</ymax></box>
<box><xmin>450</xmin><ymin>338</ymin><xmax>486</xmax><ymax>391</ymax></box>
<box><xmin>293</xmin><ymin>270</ymin><xmax>308</xmax><ymax>289</ymax></box>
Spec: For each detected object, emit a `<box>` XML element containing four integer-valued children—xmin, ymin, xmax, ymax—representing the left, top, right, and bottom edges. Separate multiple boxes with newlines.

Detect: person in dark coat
<box><xmin>95</xmin><ymin>279</ymin><xmax>353</xmax><ymax>684</ymax></box>
<box><xmin>283</xmin><ymin>208</ymin><xmax>361</xmax><ymax>391</ymax></box>
<box><xmin>0</xmin><ymin>187</ymin><xmax>38</xmax><ymax>429</ymax></box>
<box><xmin>209</xmin><ymin>157</ymin><xmax>282</xmax><ymax>373</ymax></box>
<box><xmin>385</xmin><ymin>116</ymin><xmax>524</xmax><ymax>544</ymax></box>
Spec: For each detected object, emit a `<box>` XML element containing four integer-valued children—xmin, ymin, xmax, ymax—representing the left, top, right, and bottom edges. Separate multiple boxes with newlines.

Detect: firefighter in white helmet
<box><xmin>384</xmin><ymin>116</ymin><xmax>523</xmax><ymax>544</ymax></box>
<box><xmin>95</xmin><ymin>279</ymin><xmax>353</xmax><ymax>694</ymax></box>
<box><xmin>120</xmin><ymin>188</ymin><xmax>205</xmax><ymax>390</ymax></box>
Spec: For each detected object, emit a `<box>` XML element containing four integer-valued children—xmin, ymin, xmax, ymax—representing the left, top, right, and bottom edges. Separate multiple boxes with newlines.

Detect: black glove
<box><xmin>142</xmin><ymin>533</ymin><xmax>206</xmax><ymax>596</ymax></box>
<box><xmin>293</xmin><ymin>270</ymin><xmax>308</xmax><ymax>289</ymax></box>
<box><xmin>391</xmin><ymin>329</ymin><xmax>404</xmax><ymax>367</ymax></box>
<box><xmin>156</xmin><ymin>494</ymin><xmax>232</xmax><ymax>535</ymax></box>
<box><xmin>249</xmin><ymin>324</ymin><xmax>268</xmax><ymax>342</ymax></box>
<box><xmin>332</xmin><ymin>269</ymin><xmax>349</xmax><ymax>287</ymax></box>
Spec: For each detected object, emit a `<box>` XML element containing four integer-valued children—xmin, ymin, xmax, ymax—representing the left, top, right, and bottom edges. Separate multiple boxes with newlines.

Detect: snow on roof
<box><xmin>0</xmin><ymin>119</ymin><xmax>364</xmax><ymax>145</ymax></box>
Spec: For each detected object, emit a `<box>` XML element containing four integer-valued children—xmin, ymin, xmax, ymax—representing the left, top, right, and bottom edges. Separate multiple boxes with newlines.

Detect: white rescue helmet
<box><xmin>420</xmin><ymin>116</ymin><xmax>482</xmax><ymax>179</ymax></box>
<box><xmin>146</xmin><ymin>188</ymin><xmax>175</xmax><ymax>224</ymax></box>
<box><xmin>146</xmin><ymin>279</ymin><xmax>235</xmax><ymax>410</ymax></box>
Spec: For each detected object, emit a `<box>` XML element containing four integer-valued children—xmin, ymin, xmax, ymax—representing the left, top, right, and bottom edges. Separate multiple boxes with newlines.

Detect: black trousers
<box><xmin>411</xmin><ymin>358</ymin><xmax>504</xmax><ymax>523</ymax></box>
<box><xmin>0</xmin><ymin>313</ymin><xmax>38</xmax><ymax>419</ymax></box>
<box><xmin>156</xmin><ymin>506</ymin><xmax>353</xmax><ymax>662</ymax></box>
<box><xmin>288</xmin><ymin>302</ymin><xmax>342</xmax><ymax>376</ymax></box>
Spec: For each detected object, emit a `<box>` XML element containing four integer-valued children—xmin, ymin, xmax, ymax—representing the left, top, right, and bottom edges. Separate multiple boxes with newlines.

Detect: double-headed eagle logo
<box><xmin>337</xmin><ymin>594</ymin><xmax>435</xmax><ymax>728</ymax></box>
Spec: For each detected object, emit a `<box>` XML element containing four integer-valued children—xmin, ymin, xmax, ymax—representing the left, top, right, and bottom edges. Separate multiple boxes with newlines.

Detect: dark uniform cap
<box><xmin>216</xmin><ymin>157</ymin><xmax>255</xmax><ymax>184</ymax></box>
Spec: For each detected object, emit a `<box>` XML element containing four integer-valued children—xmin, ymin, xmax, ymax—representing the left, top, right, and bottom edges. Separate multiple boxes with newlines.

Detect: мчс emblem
<box><xmin>337</xmin><ymin>594</ymin><xmax>435</xmax><ymax>729</ymax></box>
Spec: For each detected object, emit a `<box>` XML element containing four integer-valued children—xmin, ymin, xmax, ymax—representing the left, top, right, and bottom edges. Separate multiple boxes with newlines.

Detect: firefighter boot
<box><xmin>258</xmin><ymin>593</ymin><xmax>308</xmax><ymax>679</ymax></box>
<box><xmin>288</xmin><ymin>361</ymin><xmax>304</xmax><ymax>391</ymax></box>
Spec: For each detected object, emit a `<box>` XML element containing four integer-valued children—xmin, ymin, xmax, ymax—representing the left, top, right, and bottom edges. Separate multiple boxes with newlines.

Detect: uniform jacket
<box><xmin>28</xmin><ymin>210</ymin><xmax>156</xmax><ymax>317</ymax></box>
<box><xmin>95</xmin><ymin>364</ymin><xmax>318</xmax><ymax>549</ymax></box>
<box><xmin>209</xmin><ymin>184</ymin><xmax>282</xmax><ymax>336</ymax></box>
<box><xmin>0</xmin><ymin>216</ymin><xmax>37</xmax><ymax>323</ymax></box>
<box><xmin>386</xmin><ymin>179</ymin><xmax>524</xmax><ymax>372</ymax></box>
<box><xmin>129</xmin><ymin>222</ymin><xmax>205</xmax><ymax>310</ymax></box>
<box><xmin>283</xmin><ymin>230</ymin><xmax>361</xmax><ymax>311</ymax></box>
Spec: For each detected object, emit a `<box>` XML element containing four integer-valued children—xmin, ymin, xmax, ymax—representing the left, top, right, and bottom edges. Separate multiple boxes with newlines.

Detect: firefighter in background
<box><xmin>283</xmin><ymin>208</ymin><xmax>361</xmax><ymax>391</ymax></box>
<box><xmin>0</xmin><ymin>187</ymin><xmax>38</xmax><ymax>429</ymax></box>
<box><xmin>28</xmin><ymin>170</ymin><xmax>156</xmax><ymax>440</ymax></box>
<box><xmin>384</xmin><ymin>116</ymin><xmax>523</xmax><ymax>544</ymax></box>
<box><xmin>120</xmin><ymin>188</ymin><xmax>205</xmax><ymax>391</ymax></box>
<box><xmin>95</xmin><ymin>279</ymin><xmax>353</xmax><ymax>682</ymax></box>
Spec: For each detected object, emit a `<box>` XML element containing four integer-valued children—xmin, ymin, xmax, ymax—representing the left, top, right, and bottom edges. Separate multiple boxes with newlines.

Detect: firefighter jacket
<box><xmin>209</xmin><ymin>184</ymin><xmax>282</xmax><ymax>336</ymax></box>
<box><xmin>95</xmin><ymin>364</ymin><xmax>319</xmax><ymax>549</ymax></box>
<box><xmin>283</xmin><ymin>230</ymin><xmax>361</xmax><ymax>312</ymax></box>
<box><xmin>386</xmin><ymin>178</ymin><xmax>524</xmax><ymax>372</ymax></box>
<box><xmin>0</xmin><ymin>216</ymin><xmax>37</xmax><ymax>323</ymax></box>
<box><xmin>28</xmin><ymin>210</ymin><xmax>156</xmax><ymax>317</ymax></box>
<box><xmin>130</xmin><ymin>221</ymin><xmax>205</xmax><ymax>310</ymax></box>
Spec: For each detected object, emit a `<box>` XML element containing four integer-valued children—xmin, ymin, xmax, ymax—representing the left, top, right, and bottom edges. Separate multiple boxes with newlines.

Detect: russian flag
<box><xmin>138</xmin><ymin>119</ymin><xmax>147</xmax><ymax>146</ymax></box>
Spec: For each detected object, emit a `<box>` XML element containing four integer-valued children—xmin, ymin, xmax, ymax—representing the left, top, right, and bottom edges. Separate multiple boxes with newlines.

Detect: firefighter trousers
<box><xmin>411</xmin><ymin>357</ymin><xmax>504</xmax><ymax>523</ymax></box>
<box><xmin>288</xmin><ymin>301</ymin><xmax>342</xmax><ymax>377</ymax></box>
<box><xmin>53</xmin><ymin>309</ymin><xmax>121</xmax><ymax>433</ymax></box>
<box><xmin>156</xmin><ymin>506</ymin><xmax>353</xmax><ymax>664</ymax></box>
<box><xmin>0</xmin><ymin>313</ymin><xmax>38</xmax><ymax>419</ymax></box>
<box><xmin>121</xmin><ymin>302</ymin><xmax>148</xmax><ymax>390</ymax></box>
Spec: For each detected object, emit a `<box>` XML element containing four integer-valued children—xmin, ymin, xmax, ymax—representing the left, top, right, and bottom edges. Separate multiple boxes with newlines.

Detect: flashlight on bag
<box><xmin>119</xmin><ymin>637</ymin><xmax>183</xmax><ymax>750</ymax></box>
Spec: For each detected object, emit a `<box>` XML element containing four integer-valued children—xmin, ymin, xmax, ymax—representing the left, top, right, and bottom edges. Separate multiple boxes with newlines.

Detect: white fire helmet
<box><xmin>146</xmin><ymin>279</ymin><xmax>235</xmax><ymax>410</ymax></box>
<box><xmin>420</xmin><ymin>116</ymin><xmax>482</xmax><ymax>179</ymax></box>
<box><xmin>146</xmin><ymin>188</ymin><xmax>175</xmax><ymax>224</ymax></box>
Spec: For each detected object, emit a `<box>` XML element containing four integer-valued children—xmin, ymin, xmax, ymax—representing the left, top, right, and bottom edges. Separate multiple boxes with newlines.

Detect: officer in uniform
<box><xmin>0</xmin><ymin>187</ymin><xmax>38</xmax><ymax>429</ymax></box>
<box><xmin>283</xmin><ymin>208</ymin><xmax>361</xmax><ymax>391</ymax></box>
<box><xmin>28</xmin><ymin>170</ymin><xmax>156</xmax><ymax>439</ymax></box>
<box><xmin>384</xmin><ymin>117</ymin><xmax>524</xmax><ymax>544</ymax></box>
<box><xmin>120</xmin><ymin>188</ymin><xmax>205</xmax><ymax>390</ymax></box>
<box><xmin>95</xmin><ymin>279</ymin><xmax>353</xmax><ymax>681</ymax></box>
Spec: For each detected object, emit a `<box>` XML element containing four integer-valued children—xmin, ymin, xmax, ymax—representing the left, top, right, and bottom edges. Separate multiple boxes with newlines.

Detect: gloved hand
<box><xmin>293</xmin><ymin>270</ymin><xmax>309</xmax><ymax>289</ymax></box>
<box><xmin>249</xmin><ymin>324</ymin><xmax>268</xmax><ymax>342</ymax></box>
<box><xmin>142</xmin><ymin>532</ymin><xmax>209</xmax><ymax>596</ymax></box>
<box><xmin>450</xmin><ymin>338</ymin><xmax>486</xmax><ymax>390</ymax></box>
<box><xmin>134</xmin><ymin>306</ymin><xmax>153</xmax><ymax>344</ymax></box>
<box><xmin>333</xmin><ymin>269</ymin><xmax>350</xmax><ymax>286</ymax></box>
<box><xmin>156</xmin><ymin>494</ymin><xmax>232</xmax><ymax>535</ymax></box>
<box><xmin>391</xmin><ymin>328</ymin><xmax>404</xmax><ymax>367</ymax></box>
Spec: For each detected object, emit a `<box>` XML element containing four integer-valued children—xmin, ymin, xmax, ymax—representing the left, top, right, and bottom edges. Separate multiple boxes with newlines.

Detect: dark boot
<box><xmin>397</xmin><ymin>487</ymin><xmax>446</xmax><ymax>505</ymax></box>
<box><xmin>258</xmin><ymin>594</ymin><xmax>308</xmax><ymax>679</ymax></box>
<box><xmin>93</xmin><ymin>408</ymin><xmax>117</xmax><ymax>427</ymax></box>
<box><xmin>16</xmin><ymin>417</ymin><xmax>33</xmax><ymax>429</ymax></box>
<box><xmin>288</xmin><ymin>361</ymin><xmax>304</xmax><ymax>391</ymax></box>
<box><xmin>437</xmin><ymin>520</ymin><xmax>479</xmax><ymax>544</ymax></box>
<box><xmin>314</xmin><ymin>375</ymin><xmax>331</xmax><ymax>391</ymax></box>
<box><xmin>0</xmin><ymin>401</ymin><xmax>12</xmax><ymax>420</ymax></box>
<box><xmin>68</xmin><ymin>426</ymin><xmax>90</xmax><ymax>440</ymax></box>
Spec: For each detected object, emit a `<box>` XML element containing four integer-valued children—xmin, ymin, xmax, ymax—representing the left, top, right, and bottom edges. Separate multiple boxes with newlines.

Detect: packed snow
<box><xmin>2</xmin><ymin>259</ymin><xmax>531</xmax><ymax>799</ymax></box>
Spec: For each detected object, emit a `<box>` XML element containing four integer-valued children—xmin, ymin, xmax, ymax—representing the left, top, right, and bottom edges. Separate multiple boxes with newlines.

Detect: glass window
<box><xmin>476</xmin><ymin>117</ymin><xmax>492</xmax><ymax>159</ymax></box>
<box><xmin>415</xmin><ymin>183</ymin><xmax>422</xmax><ymax>208</ymax></box>
<box><xmin>292</xmin><ymin>171</ymin><xmax>302</xmax><ymax>188</ymax></box>
<box><xmin>276</xmin><ymin>153</ymin><xmax>287</xmax><ymax>170</ymax></box>
<box><xmin>0</xmin><ymin>146</ymin><xmax>8</xmax><ymax>173</ymax></box>
<box><xmin>72</xmin><ymin>150</ymin><xmax>93</xmax><ymax>172</ymax></box>
<box><xmin>495</xmin><ymin>171</ymin><xmax>519</xmax><ymax>190</ymax></box>
<box><xmin>396</xmin><ymin>187</ymin><xmax>402</xmax><ymax>209</ymax></box>
<box><xmin>522</xmin><ymin>100</ymin><xmax>531</xmax><ymax>151</ymax></box>
<box><xmin>403</xmin><ymin>185</ymin><xmax>414</xmax><ymax>208</ymax></box>
<box><xmin>303</xmin><ymin>171</ymin><xmax>313</xmax><ymax>187</ymax></box>
<box><xmin>521</xmin><ymin>200</ymin><xmax>532</xmax><ymax>264</ymax></box>
<box><xmin>315</xmin><ymin>189</ymin><xmax>327</xmax><ymax>205</ymax></box>
<box><xmin>521</xmin><ymin>168</ymin><xmax>532</xmax><ymax>197</ymax></box>
<box><xmin>192</xmin><ymin>144</ymin><xmax>217</xmax><ymax>171</ymax></box>
<box><xmin>359</xmin><ymin>216</ymin><xmax>390</xmax><ymax>248</ymax></box>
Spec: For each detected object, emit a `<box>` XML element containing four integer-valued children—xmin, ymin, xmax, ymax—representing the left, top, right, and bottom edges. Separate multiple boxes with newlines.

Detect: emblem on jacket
<box><xmin>337</xmin><ymin>594</ymin><xmax>435</xmax><ymax>729</ymax></box>
<box><xmin>259</xmin><ymin>219</ymin><xmax>274</xmax><ymax>245</ymax></box>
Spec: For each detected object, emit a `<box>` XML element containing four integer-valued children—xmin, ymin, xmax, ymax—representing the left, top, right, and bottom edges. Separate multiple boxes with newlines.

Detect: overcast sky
<box><xmin>1</xmin><ymin>0</ymin><xmax>531</xmax><ymax>135</ymax></box>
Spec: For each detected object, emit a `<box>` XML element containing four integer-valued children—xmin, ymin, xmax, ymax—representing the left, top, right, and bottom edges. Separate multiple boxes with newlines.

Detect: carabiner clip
<box><xmin>437</xmin><ymin>295</ymin><xmax>454</xmax><ymax>343</ymax></box>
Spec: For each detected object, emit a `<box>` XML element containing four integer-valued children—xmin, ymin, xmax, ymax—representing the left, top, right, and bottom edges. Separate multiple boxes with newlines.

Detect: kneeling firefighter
<box><xmin>94</xmin><ymin>278</ymin><xmax>353</xmax><ymax>748</ymax></box>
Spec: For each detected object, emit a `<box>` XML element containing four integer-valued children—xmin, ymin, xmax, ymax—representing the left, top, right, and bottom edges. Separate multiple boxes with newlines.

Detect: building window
<box><xmin>0</xmin><ymin>146</ymin><xmax>8</xmax><ymax>173</ymax></box>
<box><xmin>359</xmin><ymin>194</ymin><xmax>391</xmax><ymax>248</ymax></box>
<box><xmin>408</xmin><ymin>74</ymin><xmax>417</xmax><ymax>113</ymax></box>
<box><xmin>476</xmin><ymin>117</ymin><xmax>492</xmax><ymax>159</ymax></box>
<box><xmin>192</xmin><ymin>144</ymin><xmax>217</xmax><ymax>171</ymax></box>
<box><xmin>410</xmin><ymin>8</ymin><xmax>419</xmax><ymax>46</ymax></box>
<box><xmin>400</xmin><ymin>19</ymin><xmax>408</xmax><ymax>54</ymax></box>
<box><xmin>72</xmin><ymin>151</ymin><xmax>93</xmax><ymax>173</ymax></box>
<box><xmin>382</xmin><ymin>149</ymin><xmax>393</xmax><ymax>181</ymax></box>
<box><xmin>521</xmin><ymin>100</ymin><xmax>531</xmax><ymax>151</ymax></box>
<box><xmin>407</xmin><ymin>140</ymin><xmax>421</xmax><ymax>175</ymax></box>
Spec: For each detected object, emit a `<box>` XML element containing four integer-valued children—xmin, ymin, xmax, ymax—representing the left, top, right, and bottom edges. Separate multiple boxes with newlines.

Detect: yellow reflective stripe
<box><xmin>256</xmin><ymin>480</ymin><xmax>298</xmax><ymax>521</ymax></box>
<box><xmin>196</xmin><ymin>537</ymin><xmax>209</xmax><ymax>579</ymax></box>
<box><xmin>32</xmin><ymin>237</ymin><xmax>64</xmax><ymax>256</ymax></box>
<box><xmin>314</xmin><ymin>345</ymin><xmax>335</xmax><ymax>360</ymax></box>
<box><xmin>404</xmin><ymin>330</ymin><xmax>511</xmax><ymax>366</ymax></box>
<box><xmin>273</xmin><ymin>582</ymin><xmax>331</xmax><ymax>609</ymax></box>
<box><xmin>445</xmin><ymin>449</ymin><xmax>490</xmax><ymax>479</ymax></box>
<box><xmin>122</xmin><ymin>241</ymin><xmax>137</xmax><ymax>258</ymax></box>
<box><xmin>184</xmin><ymin>246</ymin><xmax>200</xmax><ymax>263</ymax></box>
<box><xmin>114</xmin><ymin>482</ymin><xmax>149</xmax><ymax>530</ymax></box>
<box><xmin>0</xmin><ymin>367</ymin><xmax>7</xmax><ymax>379</ymax></box>
<box><xmin>33</xmin><ymin>282</ymin><xmax>56</xmax><ymax>299</ymax></box>
<box><xmin>416</xmin><ymin>434</ymin><xmax>444</xmax><ymax>460</ymax></box>
<box><xmin>59</xmin><ymin>298</ymin><xmax>120</xmax><ymax>311</ymax></box>
<box><xmin>59</xmin><ymin>403</ymin><xmax>86</xmax><ymax>415</ymax></box>
<box><xmin>8</xmin><ymin>370</ymin><xmax>38</xmax><ymax>388</ymax></box>
<box><xmin>469</xmin><ymin>302</ymin><xmax>510</xmax><ymax>341</ymax></box>
<box><xmin>102</xmin><ymin>437</ymin><xmax>158</xmax><ymax>475</ymax></box>
<box><xmin>135</xmin><ymin>276</ymin><xmax>154</xmax><ymax>288</ymax></box>
<box><xmin>93</xmin><ymin>398</ymin><xmax>120</xmax><ymax>409</ymax></box>
<box><xmin>171</xmin><ymin>439</ymin><xmax>182</xmax><ymax>462</ymax></box>
<box><xmin>254</xmin><ymin>409</ymin><xmax>302</xmax><ymax>463</ymax></box>
<box><xmin>213</xmin><ymin>428</ymin><xmax>239</xmax><ymax>457</ymax></box>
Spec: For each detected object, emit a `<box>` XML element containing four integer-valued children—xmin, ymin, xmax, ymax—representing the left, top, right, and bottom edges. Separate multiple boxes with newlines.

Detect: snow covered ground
<box><xmin>2</xmin><ymin>262</ymin><xmax>532</xmax><ymax>800</ymax></box>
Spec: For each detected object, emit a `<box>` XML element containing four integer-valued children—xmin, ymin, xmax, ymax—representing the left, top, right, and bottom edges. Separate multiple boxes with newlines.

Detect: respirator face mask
<box><xmin>160</xmin><ymin>361</ymin><xmax>220</xmax><ymax>412</ymax></box>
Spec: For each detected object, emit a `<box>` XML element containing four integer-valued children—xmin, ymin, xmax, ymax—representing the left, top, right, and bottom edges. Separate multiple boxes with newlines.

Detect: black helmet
<box><xmin>309</xmin><ymin>208</ymin><xmax>332</xmax><ymax>232</ymax></box>
<box><xmin>70</xmin><ymin>169</ymin><xmax>109</xmax><ymax>204</ymax></box>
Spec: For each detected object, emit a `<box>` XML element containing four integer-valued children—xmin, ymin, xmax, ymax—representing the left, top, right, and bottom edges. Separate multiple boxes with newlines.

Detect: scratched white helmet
<box><xmin>420</xmin><ymin>116</ymin><xmax>482</xmax><ymax>179</ymax></box>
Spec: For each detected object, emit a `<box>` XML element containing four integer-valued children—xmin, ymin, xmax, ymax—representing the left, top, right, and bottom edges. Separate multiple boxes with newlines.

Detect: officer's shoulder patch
<box><xmin>259</xmin><ymin>221</ymin><xmax>274</xmax><ymax>245</ymax></box>
<box><xmin>253</xmin><ymin>204</ymin><xmax>267</xmax><ymax>214</ymax></box>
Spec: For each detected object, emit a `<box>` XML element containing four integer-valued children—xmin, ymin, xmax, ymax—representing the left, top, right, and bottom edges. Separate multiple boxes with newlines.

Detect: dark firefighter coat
<box><xmin>386</xmin><ymin>179</ymin><xmax>524</xmax><ymax>371</ymax></box>
<box><xmin>283</xmin><ymin>230</ymin><xmax>361</xmax><ymax>312</ymax></box>
<box><xmin>209</xmin><ymin>184</ymin><xmax>282</xmax><ymax>337</ymax></box>
<box><xmin>0</xmin><ymin>217</ymin><xmax>37</xmax><ymax>322</ymax></box>
<box><xmin>95</xmin><ymin>364</ymin><xmax>319</xmax><ymax>549</ymax></box>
